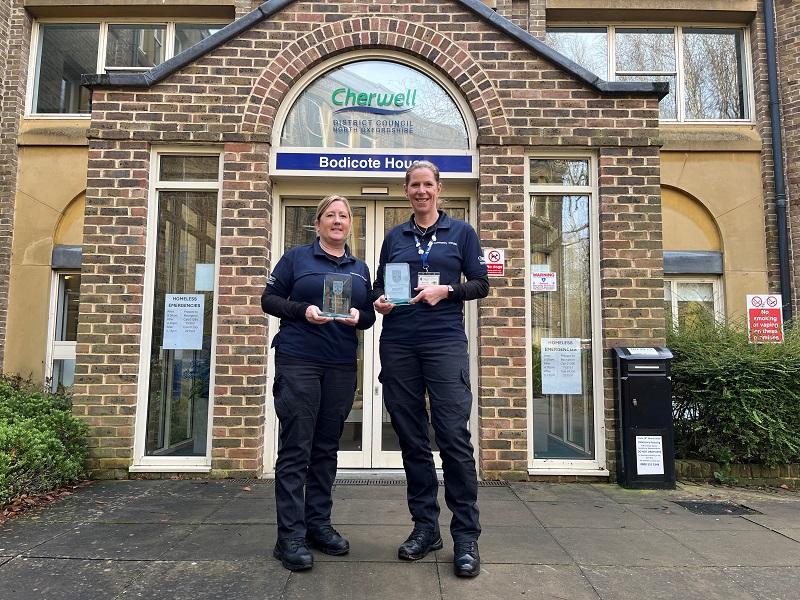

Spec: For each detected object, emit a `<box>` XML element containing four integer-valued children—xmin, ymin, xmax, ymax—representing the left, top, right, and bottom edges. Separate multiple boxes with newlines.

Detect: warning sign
<box><xmin>483</xmin><ymin>248</ymin><xmax>504</xmax><ymax>277</ymax></box>
<box><xmin>747</xmin><ymin>294</ymin><xmax>783</xmax><ymax>344</ymax></box>
<box><xmin>531</xmin><ymin>270</ymin><xmax>557</xmax><ymax>292</ymax></box>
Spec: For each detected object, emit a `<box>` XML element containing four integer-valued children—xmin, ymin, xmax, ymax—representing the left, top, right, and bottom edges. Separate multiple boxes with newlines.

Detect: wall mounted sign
<box><xmin>483</xmin><ymin>248</ymin><xmax>505</xmax><ymax>277</ymax></box>
<box><xmin>747</xmin><ymin>294</ymin><xmax>783</xmax><ymax>343</ymax></box>
<box><xmin>162</xmin><ymin>294</ymin><xmax>204</xmax><ymax>350</ymax></box>
<box><xmin>531</xmin><ymin>270</ymin><xmax>557</xmax><ymax>292</ymax></box>
<box><xmin>274</xmin><ymin>151</ymin><xmax>473</xmax><ymax>175</ymax></box>
<box><xmin>635</xmin><ymin>435</ymin><xmax>665</xmax><ymax>475</ymax></box>
<box><xmin>540</xmin><ymin>337</ymin><xmax>582</xmax><ymax>395</ymax></box>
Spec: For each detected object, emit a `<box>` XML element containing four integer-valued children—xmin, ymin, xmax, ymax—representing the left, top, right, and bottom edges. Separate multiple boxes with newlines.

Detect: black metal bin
<box><xmin>613</xmin><ymin>347</ymin><xmax>675</xmax><ymax>489</ymax></box>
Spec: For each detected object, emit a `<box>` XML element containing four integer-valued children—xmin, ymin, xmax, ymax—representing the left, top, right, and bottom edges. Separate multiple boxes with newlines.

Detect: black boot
<box><xmin>398</xmin><ymin>526</ymin><xmax>443</xmax><ymax>561</ymax></box>
<box><xmin>453</xmin><ymin>541</ymin><xmax>480</xmax><ymax>577</ymax></box>
<box><xmin>273</xmin><ymin>537</ymin><xmax>313</xmax><ymax>571</ymax></box>
<box><xmin>307</xmin><ymin>524</ymin><xmax>350</xmax><ymax>555</ymax></box>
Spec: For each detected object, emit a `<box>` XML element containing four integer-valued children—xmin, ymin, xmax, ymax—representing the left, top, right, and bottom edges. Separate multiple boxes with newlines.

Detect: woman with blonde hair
<box><xmin>262</xmin><ymin>194</ymin><xmax>375</xmax><ymax>571</ymax></box>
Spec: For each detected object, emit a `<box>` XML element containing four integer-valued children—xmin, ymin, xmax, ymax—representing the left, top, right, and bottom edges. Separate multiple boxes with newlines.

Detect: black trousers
<box><xmin>273</xmin><ymin>354</ymin><xmax>356</xmax><ymax>539</ymax></box>
<box><xmin>379</xmin><ymin>340</ymin><xmax>481</xmax><ymax>542</ymax></box>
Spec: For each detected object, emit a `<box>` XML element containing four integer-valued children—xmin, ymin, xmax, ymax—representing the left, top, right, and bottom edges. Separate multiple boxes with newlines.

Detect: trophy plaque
<box><xmin>321</xmin><ymin>273</ymin><xmax>353</xmax><ymax>318</ymax></box>
<box><xmin>384</xmin><ymin>263</ymin><xmax>411</xmax><ymax>305</ymax></box>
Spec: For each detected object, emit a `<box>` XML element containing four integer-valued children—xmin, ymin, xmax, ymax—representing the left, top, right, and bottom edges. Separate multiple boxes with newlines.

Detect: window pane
<box><xmin>174</xmin><ymin>24</ymin><xmax>224</xmax><ymax>55</ymax></box>
<box><xmin>683</xmin><ymin>28</ymin><xmax>747</xmax><ymax>120</ymax></box>
<box><xmin>52</xmin><ymin>359</ymin><xmax>76</xmax><ymax>391</ymax></box>
<box><xmin>106</xmin><ymin>24</ymin><xmax>166</xmax><ymax>69</ymax></box>
<box><xmin>146</xmin><ymin>190</ymin><xmax>217</xmax><ymax>457</ymax></box>
<box><xmin>545</xmin><ymin>28</ymin><xmax>608</xmax><ymax>79</ymax></box>
<box><xmin>56</xmin><ymin>274</ymin><xmax>81</xmax><ymax>342</ymax></box>
<box><xmin>160</xmin><ymin>155</ymin><xmax>219</xmax><ymax>181</ymax></box>
<box><xmin>676</xmin><ymin>281</ymin><xmax>715</xmax><ymax>325</ymax></box>
<box><xmin>35</xmin><ymin>24</ymin><xmax>99</xmax><ymax>114</ymax></box>
<box><xmin>616</xmin><ymin>28</ymin><xmax>675</xmax><ymax>72</ymax></box>
<box><xmin>530</xmin><ymin>159</ymin><xmax>589</xmax><ymax>186</ymax></box>
<box><xmin>617</xmin><ymin>74</ymin><xmax>677</xmax><ymax>119</ymax></box>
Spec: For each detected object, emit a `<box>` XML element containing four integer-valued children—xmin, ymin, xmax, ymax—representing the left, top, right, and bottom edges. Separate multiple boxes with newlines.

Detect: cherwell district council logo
<box><xmin>331</xmin><ymin>87</ymin><xmax>418</xmax><ymax>115</ymax></box>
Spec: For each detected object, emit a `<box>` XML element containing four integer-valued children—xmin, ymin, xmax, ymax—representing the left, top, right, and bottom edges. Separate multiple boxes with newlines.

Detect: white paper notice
<box><xmin>163</xmin><ymin>294</ymin><xmax>205</xmax><ymax>350</ymax></box>
<box><xmin>540</xmin><ymin>338</ymin><xmax>582</xmax><ymax>394</ymax></box>
<box><xmin>627</xmin><ymin>347</ymin><xmax>659</xmax><ymax>356</ymax></box>
<box><xmin>635</xmin><ymin>435</ymin><xmax>665</xmax><ymax>475</ymax></box>
<box><xmin>531</xmin><ymin>271</ymin><xmax>557</xmax><ymax>292</ymax></box>
<box><xmin>195</xmin><ymin>263</ymin><xmax>215</xmax><ymax>292</ymax></box>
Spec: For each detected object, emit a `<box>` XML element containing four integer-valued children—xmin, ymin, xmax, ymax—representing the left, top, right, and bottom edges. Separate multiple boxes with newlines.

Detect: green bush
<box><xmin>0</xmin><ymin>375</ymin><xmax>87</xmax><ymax>506</ymax></box>
<box><xmin>668</xmin><ymin>313</ymin><xmax>800</xmax><ymax>466</ymax></box>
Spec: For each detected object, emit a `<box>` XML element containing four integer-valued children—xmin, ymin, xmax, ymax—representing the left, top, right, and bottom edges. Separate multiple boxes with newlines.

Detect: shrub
<box><xmin>0</xmin><ymin>375</ymin><xmax>87</xmax><ymax>506</ymax></box>
<box><xmin>668</xmin><ymin>312</ymin><xmax>800</xmax><ymax>466</ymax></box>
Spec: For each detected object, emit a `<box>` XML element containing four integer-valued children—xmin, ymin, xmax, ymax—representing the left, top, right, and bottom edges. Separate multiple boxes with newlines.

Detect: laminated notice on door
<box><xmin>540</xmin><ymin>338</ymin><xmax>582</xmax><ymax>394</ymax></box>
<box><xmin>635</xmin><ymin>435</ymin><xmax>665</xmax><ymax>475</ymax></box>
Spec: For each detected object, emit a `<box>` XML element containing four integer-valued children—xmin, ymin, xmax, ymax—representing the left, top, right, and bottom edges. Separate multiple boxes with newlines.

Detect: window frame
<box><xmin>27</xmin><ymin>18</ymin><xmax>228</xmax><ymax>118</ymax></box>
<box><xmin>524</xmin><ymin>151</ymin><xmax>608</xmax><ymax>476</ymax></box>
<box><xmin>664</xmin><ymin>276</ymin><xmax>725</xmax><ymax>326</ymax></box>
<box><xmin>546</xmin><ymin>23</ymin><xmax>754</xmax><ymax>124</ymax></box>
<box><xmin>45</xmin><ymin>270</ymin><xmax>81</xmax><ymax>392</ymax></box>
<box><xmin>131</xmin><ymin>146</ymin><xmax>223</xmax><ymax>473</ymax></box>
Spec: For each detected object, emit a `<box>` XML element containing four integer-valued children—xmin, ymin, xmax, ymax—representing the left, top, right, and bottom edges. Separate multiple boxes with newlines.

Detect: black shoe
<box><xmin>453</xmin><ymin>541</ymin><xmax>480</xmax><ymax>577</ymax></box>
<box><xmin>273</xmin><ymin>537</ymin><xmax>313</xmax><ymax>571</ymax></box>
<box><xmin>307</xmin><ymin>524</ymin><xmax>350</xmax><ymax>556</ymax></box>
<box><xmin>398</xmin><ymin>526</ymin><xmax>443</xmax><ymax>561</ymax></box>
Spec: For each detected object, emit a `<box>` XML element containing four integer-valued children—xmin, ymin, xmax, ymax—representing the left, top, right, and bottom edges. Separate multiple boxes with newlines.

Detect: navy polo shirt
<box><xmin>265</xmin><ymin>240</ymin><xmax>374</xmax><ymax>364</ymax></box>
<box><xmin>376</xmin><ymin>211</ymin><xmax>487</xmax><ymax>344</ymax></box>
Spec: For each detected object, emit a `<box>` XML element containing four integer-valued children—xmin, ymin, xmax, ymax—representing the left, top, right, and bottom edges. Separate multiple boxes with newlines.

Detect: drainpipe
<box><xmin>764</xmin><ymin>0</ymin><xmax>793</xmax><ymax>321</ymax></box>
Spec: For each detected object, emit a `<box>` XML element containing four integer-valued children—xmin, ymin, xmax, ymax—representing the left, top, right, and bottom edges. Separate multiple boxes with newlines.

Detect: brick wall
<box><xmin>0</xmin><ymin>2</ymin><xmax>31</xmax><ymax>368</ymax></box>
<box><xmin>79</xmin><ymin>0</ymin><xmax>662</xmax><ymax>478</ymax></box>
<box><xmin>495</xmin><ymin>0</ymin><xmax>545</xmax><ymax>38</ymax></box>
<box><xmin>775</xmin><ymin>0</ymin><xmax>799</xmax><ymax>315</ymax></box>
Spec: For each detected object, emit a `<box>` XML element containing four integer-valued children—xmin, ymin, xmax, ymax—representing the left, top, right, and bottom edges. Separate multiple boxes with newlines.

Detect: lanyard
<box><xmin>414</xmin><ymin>233</ymin><xmax>436</xmax><ymax>271</ymax></box>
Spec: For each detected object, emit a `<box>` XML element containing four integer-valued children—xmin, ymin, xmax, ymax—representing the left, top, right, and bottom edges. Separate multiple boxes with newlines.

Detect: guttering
<box><xmin>764</xmin><ymin>0</ymin><xmax>793</xmax><ymax>321</ymax></box>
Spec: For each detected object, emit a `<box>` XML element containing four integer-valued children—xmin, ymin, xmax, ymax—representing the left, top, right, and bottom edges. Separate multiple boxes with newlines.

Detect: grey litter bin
<box><xmin>613</xmin><ymin>347</ymin><xmax>675</xmax><ymax>489</ymax></box>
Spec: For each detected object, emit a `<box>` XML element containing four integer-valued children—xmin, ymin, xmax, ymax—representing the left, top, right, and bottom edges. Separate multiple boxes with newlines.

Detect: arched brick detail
<box><xmin>241</xmin><ymin>16</ymin><xmax>510</xmax><ymax>141</ymax></box>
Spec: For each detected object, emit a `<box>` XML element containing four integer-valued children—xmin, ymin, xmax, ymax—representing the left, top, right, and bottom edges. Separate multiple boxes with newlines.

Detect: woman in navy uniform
<box><xmin>262</xmin><ymin>195</ymin><xmax>375</xmax><ymax>571</ymax></box>
<box><xmin>373</xmin><ymin>161</ymin><xmax>489</xmax><ymax>577</ymax></box>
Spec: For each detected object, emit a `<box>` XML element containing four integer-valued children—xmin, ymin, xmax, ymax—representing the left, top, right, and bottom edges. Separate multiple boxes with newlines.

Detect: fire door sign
<box><xmin>747</xmin><ymin>294</ymin><xmax>784</xmax><ymax>344</ymax></box>
<box><xmin>483</xmin><ymin>249</ymin><xmax>505</xmax><ymax>277</ymax></box>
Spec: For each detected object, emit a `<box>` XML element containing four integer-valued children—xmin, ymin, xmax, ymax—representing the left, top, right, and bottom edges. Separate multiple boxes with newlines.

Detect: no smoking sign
<box><xmin>747</xmin><ymin>294</ymin><xmax>784</xmax><ymax>344</ymax></box>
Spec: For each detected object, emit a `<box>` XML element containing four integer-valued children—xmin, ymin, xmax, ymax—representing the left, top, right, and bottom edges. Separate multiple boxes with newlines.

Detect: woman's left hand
<box><xmin>410</xmin><ymin>284</ymin><xmax>449</xmax><ymax>306</ymax></box>
<box><xmin>335</xmin><ymin>307</ymin><xmax>360</xmax><ymax>326</ymax></box>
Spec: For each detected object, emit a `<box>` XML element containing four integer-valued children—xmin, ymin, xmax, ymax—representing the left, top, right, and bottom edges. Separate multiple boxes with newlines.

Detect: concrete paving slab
<box><xmin>668</xmin><ymin>529</ymin><xmax>800</xmax><ymax>567</ymax></box>
<box><xmin>437</xmin><ymin>524</ymin><xmax>572</xmax><ymax>565</ymax></box>
<box><xmin>311</xmin><ymin>524</ymin><xmax>436</xmax><ymax>562</ymax></box>
<box><xmin>476</xmin><ymin>486</ymin><xmax>521</xmax><ymax>501</ymax></box>
<box><xmin>528</xmin><ymin>501</ymin><xmax>655</xmax><ymax>529</ymax></box>
<box><xmin>232</xmin><ymin>480</ymin><xmax>275</xmax><ymax>498</ymax></box>
<box><xmin>121</xmin><ymin>559</ymin><xmax>289</xmax><ymax>600</ymax></box>
<box><xmin>0</xmin><ymin>557</ymin><xmax>148</xmax><ymax>600</ymax></box>
<box><xmin>97</xmin><ymin>498</ymin><xmax>223</xmax><ymax>524</ymax></box>
<box><xmin>331</xmin><ymin>485</ymin><xmax>409</xmax><ymax>501</ymax></box>
<box><xmin>741</xmin><ymin>501</ymin><xmax>800</xmax><ymax>531</ymax></box>
<box><xmin>467</xmin><ymin>499</ymin><xmax>541</xmax><ymax>526</ymax></box>
<box><xmin>0</xmin><ymin>556</ymin><xmax>12</xmax><ymax>566</ymax></box>
<box><xmin>331</xmin><ymin>498</ymin><xmax>414</xmax><ymax>525</ymax></box>
<box><xmin>25</xmin><ymin>523</ymin><xmax>195</xmax><ymax>560</ymax></box>
<box><xmin>202</xmin><ymin>497</ymin><xmax>276</xmax><ymax>524</ymax></box>
<box><xmin>773</xmin><ymin>528</ymin><xmax>800</xmax><ymax>542</ymax></box>
<box><xmin>549</xmin><ymin>527</ymin><xmax>708</xmax><ymax>567</ymax></box>
<box><xmin>582</xmin><ymin>566</ymin><xmax>757</xmax><ymax>599</ymax></box>
<box><xmin>592</xmin><ymin>484</ymin><xmax>702</xmax><ymax>506</ymax></box>
<box><xmin>724</xmin><ymin>566</ymin><xmax>800</xmax><ymax>600</ymax></box>
<box><xmin>626</xmin><ymin>504</ymin><xmax>765</xmax><ymax>531</ymax></box>
<box><xmin>438</xmin><ymin>563</ymin><xmax>600</xmax><ymax>600</ymax></box>
<box><xmin>0</xmin><ymin>521</ymin><xmax>78</xmax><ymax>555</ymax></box>
<box><xmin>281</xmin><ymin>561</ymin><xmax>441</xmax><ymax>600</ymax></box>
<box><xmin>166</xmin><ymin>524</ymin><xmax>275</xmax><ymax>561</ymax></box>
<box><xmin>510</xmin><ymin>482</ymin><xmax>611</xmax><ymax>503</ymax></box>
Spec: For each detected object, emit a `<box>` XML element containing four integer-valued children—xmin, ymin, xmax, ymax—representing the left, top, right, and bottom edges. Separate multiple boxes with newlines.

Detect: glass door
<box><xmin>277</xmin><ymin>198</ymin><xmax>468</xmax><ymax>469</ymax></box>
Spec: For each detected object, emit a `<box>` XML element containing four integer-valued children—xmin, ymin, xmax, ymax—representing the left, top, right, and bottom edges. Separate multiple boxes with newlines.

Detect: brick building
<box><xmin>0</xmin><ymin>0</ymin><xmax>795</xmax><ymax>481</ymax></box>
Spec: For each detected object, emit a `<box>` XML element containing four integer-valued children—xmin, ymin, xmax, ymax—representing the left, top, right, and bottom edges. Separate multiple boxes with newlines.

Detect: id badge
<box><xmin>417</xmin><ymin>271</ymin><xmax>440</xmax><ymax>287</ymax></box>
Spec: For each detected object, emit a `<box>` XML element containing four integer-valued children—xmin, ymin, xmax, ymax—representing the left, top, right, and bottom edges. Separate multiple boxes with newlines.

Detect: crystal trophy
<box><xmin>321</xmin><ymin>273</ymin><xmax>352</xmax><ymax>318</ymax></box>
<box><xmin>384</xmin><ymin>263</ymin><xmax>411</xmax><ymax>305</ymax></box>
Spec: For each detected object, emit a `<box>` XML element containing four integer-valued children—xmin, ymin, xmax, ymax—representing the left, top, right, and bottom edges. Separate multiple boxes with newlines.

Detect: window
<box><xmin>30</xmin><ymin>21</ymin><xmax>227</xmax><ymax>115</ymax></box>
<box><xmin>545</xmin><ymin>26</ymin><xmax>750</xmax><ymax>121</ymax></box>
<box><xmin>47</xmin><ymin>272</ymin><xmax>81</xmax><ymax>392</ymax></box>
<box><xmin>140</xmin><ymin>152</ymin><xmax>220</xmax><ymax>459</ymax></box>
<box><xmin>664</xmin><ymin>278</ymin><xmax>723</xmax><ymax>326</ymax></box>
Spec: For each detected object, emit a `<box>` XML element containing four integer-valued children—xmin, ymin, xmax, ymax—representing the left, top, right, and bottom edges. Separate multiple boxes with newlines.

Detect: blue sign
<box><xmin>275</xmin><ymin>152</ymin><xmax>473</xmax><ymax>174</ymax></box>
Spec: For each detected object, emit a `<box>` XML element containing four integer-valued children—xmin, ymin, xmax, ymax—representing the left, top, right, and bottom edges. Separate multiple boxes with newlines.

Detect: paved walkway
<box><xmin>1</xmin><ymin>479</ymin><xmax>800</xmax><ymax>599</ymax></box>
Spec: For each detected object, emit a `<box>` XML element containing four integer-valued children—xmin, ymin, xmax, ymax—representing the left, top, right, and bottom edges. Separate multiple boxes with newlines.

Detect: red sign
<box><xmin>483</xmin><ymin>248</ymin><xmax>504</xmax><ymax>277</ymax></box>
<box><xmin>747</xmin><ymin>294</ymin><xmax>783</xmax><ymax>344</ymax></box>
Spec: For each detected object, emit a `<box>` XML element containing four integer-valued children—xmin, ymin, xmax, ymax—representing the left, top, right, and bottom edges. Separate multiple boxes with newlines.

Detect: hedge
<box><xmin>0</xmin><ymin>376</ymin><xmax>88</xmax><ymax>506</ymax></box>
<box><xmin>668</xmin><ymin>313</ymin><xmax>800</xmax><ymax>466</ymax></box>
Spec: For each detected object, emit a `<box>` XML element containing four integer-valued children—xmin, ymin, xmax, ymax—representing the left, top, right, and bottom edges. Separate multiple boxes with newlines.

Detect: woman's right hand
<box><xmin>373</xmin><ymin>295</ymin><xmax>395</xmax><ymax>315</ymax></box>
<box><xmin>305</xmin><ymin>305</ymin><xmax>333</xmax><ymax>325</ymax></box>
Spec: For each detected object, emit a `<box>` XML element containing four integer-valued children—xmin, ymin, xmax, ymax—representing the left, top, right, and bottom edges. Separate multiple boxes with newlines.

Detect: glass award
<box><xmin>321</xmin><ymin>273</ymin><xmax>352</xmax><ymax>318</ymax></box>
<box><xmin>384</xmin><ymin>263</ymin><xmax>411</xmax><ymax>305</ymax></box>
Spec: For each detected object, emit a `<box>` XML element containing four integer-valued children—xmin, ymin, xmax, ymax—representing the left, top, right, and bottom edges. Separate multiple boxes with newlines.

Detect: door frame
<box><xmin>261</xmin><ymin>179</ymin><xmax>480</xmax><ymax>475</ymax></box>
